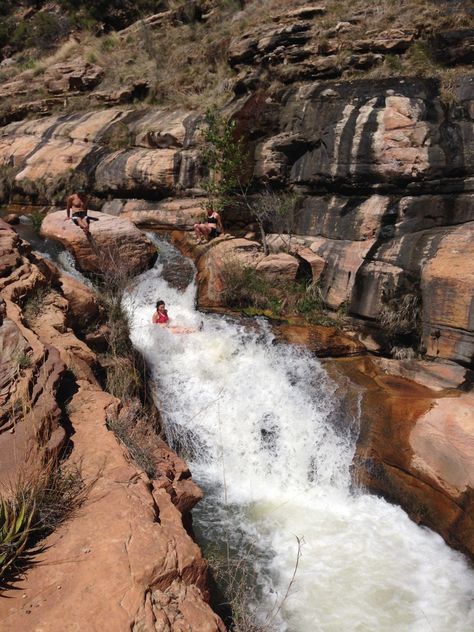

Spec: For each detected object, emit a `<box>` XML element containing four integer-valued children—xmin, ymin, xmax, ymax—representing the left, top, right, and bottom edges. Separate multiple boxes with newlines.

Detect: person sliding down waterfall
<box><xmin>152</xmin><ymin>300</ymin><xmax>201</xmax><ymax>334</ymax></box>
<box><xmin>193</xmin><ymin>207</ymin><xmax>224</xmax><ymax>244</ymax></box>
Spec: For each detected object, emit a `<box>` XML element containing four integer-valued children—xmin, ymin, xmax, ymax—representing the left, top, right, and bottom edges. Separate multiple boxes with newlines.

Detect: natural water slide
<box><xmin>124</xmin><ymin>238</ymin><xmax>474</xmax><ymax>632</ymax></box>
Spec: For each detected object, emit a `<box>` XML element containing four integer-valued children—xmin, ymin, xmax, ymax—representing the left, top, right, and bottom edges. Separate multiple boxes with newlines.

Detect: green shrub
<box><xmin>12</xmin><ymin>12</ymin><xmax>69</xmax><ymax>52</ymax></box>
<box><xmin>201</xmin><ymin>108</ymin><xmax>248</xmax><ymax>213</ymax></box>
<box><xmin>0</xmin><ymin>496</ymin><xmax>35</xmax><ymax>579</ymax></box>
<box><xmin>99</xmin><ymin>122</ymin><xmax>133</xmax><ymax>151</ymax></box>
<box><xmin>13</xmin><ymin>352</ymin><xmax>32</xmax><ymax>371</ymax></box>
<box><xmin>30</xmin><ymin>209</ymin><xmax>45</xmax><ymax>234</ymax></box>
<box><xmin>221</xmin><ymin>261</ymin><xmax>275</xmax><ymax>311</ymax></box>
<box><xmin>23</xmin><ymin>285</ymin><xmax>52</xmax><ymax>324</ymax></box>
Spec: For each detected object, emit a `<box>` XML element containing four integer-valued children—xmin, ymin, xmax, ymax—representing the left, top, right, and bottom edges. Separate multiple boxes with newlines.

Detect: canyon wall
<box><xmin>0</xmin><ymin>219</ymin><xmax>225</xmax><ymax>631</ymax></box>
<box><xmin>1</xmin><ymin>73</ymin><xmax>473</xmax><ymax>366</ymax></box>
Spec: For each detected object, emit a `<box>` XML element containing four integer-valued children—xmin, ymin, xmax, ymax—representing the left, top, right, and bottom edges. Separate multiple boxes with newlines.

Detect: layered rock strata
<box><xmin>1</xmin><ymin>75</ymin><xmax>473</xmax><ymax>366</ymax></box>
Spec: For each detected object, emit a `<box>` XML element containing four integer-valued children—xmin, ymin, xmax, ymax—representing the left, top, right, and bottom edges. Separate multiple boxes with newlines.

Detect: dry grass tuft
<box><xmin>0</xmin><ymin>457</ymin><xmax>88</xmax><ymax>583</ymax></box>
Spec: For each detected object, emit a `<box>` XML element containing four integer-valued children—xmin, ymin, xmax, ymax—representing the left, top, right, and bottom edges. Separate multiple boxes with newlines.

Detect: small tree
<box><xmin>201</xmin><ymin>108</ymin><xmax>247</xmax><ymax>213</ymax></box>
<box><xmin>249</xmin><ymin>190</ymin><xmax>300</xmax><ymax>255</ymax></box>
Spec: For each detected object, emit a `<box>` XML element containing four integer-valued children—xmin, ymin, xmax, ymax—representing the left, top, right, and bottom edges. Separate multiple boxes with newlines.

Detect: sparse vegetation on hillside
<box><xmin>1</xmin><ymin>0</ymin><xmax>471</xmax><ymax>118</ymax></box>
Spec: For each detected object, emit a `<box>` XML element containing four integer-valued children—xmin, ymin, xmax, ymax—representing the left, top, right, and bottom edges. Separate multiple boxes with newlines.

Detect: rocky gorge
<box><xmin>0</xmin><ymin>1</ymin><xmax>473</xmax><ymax>630</ymax></box>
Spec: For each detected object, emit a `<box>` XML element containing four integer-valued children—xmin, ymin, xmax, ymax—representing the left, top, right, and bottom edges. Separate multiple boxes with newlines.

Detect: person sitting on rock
<box><xmin>66</xmin><ymin>189</ymin><xmax>92</xmax><ymax>235</ymax></box>
<box><xmin>193</xmin><ymin>207</ymin><xmax>224</xmax><ymax>244</ymax></box>
<box><xmin>152</xmin><ymin>300</ymin><xmax>201</xmax><ymax>334</ymax></box>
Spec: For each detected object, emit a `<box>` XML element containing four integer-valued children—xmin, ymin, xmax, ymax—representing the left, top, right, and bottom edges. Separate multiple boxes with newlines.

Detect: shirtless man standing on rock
<box><xmin>67</xmin><ymin>189</ymin><xmax>91</xmax><ymax>235</ymax></box>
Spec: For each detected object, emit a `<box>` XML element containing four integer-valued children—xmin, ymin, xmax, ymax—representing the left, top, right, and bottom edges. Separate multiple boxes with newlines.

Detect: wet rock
<box><xmin>2</xmin><ymin>213</ymin><xmax>20</xmax><ymax>224</ymax></box>
<box><xmin>330</xmin><ymin>355</ymin><xmax>474</xmax><ymax>559</ymax></box>
<box><xmin>275</xmin><ymin>323</ymin><xmax>365</xmax><ymax>357</ymax></box>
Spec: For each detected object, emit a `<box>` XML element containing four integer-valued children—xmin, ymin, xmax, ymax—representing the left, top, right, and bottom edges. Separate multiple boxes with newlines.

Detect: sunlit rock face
<box><xmin>244</xmin><ymin>76</ymin><xmax>474</xmax><ymax>366</ymax></box>
<box><xmin>0</xmin><ymin>75</ymin><xmax>473</xmax><ymax>366</ymax></box>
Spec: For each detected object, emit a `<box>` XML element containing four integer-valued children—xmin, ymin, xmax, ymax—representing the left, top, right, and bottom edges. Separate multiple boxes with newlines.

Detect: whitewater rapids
<box><xmin>124</xmin><ymin>239</ymin><xmax>474</xmax><ymax>632</ymax></box>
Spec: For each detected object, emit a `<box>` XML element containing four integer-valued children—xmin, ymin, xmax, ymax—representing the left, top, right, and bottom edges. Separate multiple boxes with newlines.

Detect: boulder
<box><xmin>40</xmin><ymin>210</ymin><xmax>157</xmax><ymax>276</ymax></box>
<box><xmin>44</xmin><ymin>58</ymin><xmax>104</xmax><ymax>94</ymax></box>
<box><xmin>295</xmin><ymin>247</ymin><xmax>325</xmax><ymax>281</ymax></box>
<box><xmin>194</xmin><ymin>236</ymin><xmax>262</xmax><ymax>308</ymax></box>
<box><xmin>172</xmin><ymin>232</ymin><xmax>303</xmax><ymax>309</ymax></box>
<box><xmin>255</xmin><ymin>252</ymin><xmax>299</xmax><ymax>281</ymax></box>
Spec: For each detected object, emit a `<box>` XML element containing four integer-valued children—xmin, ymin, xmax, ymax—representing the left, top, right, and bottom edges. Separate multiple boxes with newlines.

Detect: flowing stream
<box><xmin>124</xmin><ymin>237</ymin><xmax>474</xmax><ymax>632</ymax></box>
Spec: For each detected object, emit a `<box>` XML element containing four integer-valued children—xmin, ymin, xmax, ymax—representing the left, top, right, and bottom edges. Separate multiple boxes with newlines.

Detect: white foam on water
<box><xmin>124</xmin><ymin>243</ymin><xmax>474</xmax><ymax>632</ymax></box>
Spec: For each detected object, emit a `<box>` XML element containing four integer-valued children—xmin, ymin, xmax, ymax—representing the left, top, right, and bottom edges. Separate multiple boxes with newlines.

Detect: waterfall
<box><xmin>124</xmin><ymin>238</ymin><xmax>474</xmax><ymax>632</ymax></box>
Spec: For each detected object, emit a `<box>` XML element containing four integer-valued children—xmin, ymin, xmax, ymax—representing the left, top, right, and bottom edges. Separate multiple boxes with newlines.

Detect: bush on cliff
<box><xmin>201</xmin><ymin>108</ymin><xmax>248</xmax><ymax>214</ymax></box>
<box><xmin>221</xmin><ymin>259</ymin><xmax>339</xmax><ymax>327</ymax></box>
<box><xmin>380</xmin><ymin>278</ymin><xmax>423</xmax><ymax>354</ymax></box>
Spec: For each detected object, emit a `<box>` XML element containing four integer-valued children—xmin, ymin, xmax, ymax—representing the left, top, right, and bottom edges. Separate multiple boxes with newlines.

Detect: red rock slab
<box><xmin>274</xmin><ymin>322</ymin><xmax>365</xmax><ymax>357</ymax></box>
<box><xmin>410</xmin><ymin>393</ymin><xmax>474</xmax><ymax>497</ymax></box>
<box><xmin>329</xmin><ymin>355</ymin><xmax>474</xmax><ymax>559</ymax></box>
<box><xmin>0</xmin><ymin>384</ymin><xmax>225</xmax><ymax>632</ymax></box>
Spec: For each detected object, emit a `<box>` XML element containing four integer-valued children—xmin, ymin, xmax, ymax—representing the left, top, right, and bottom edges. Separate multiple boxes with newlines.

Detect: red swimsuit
<box><xmin>154</xmin><ymin>310</ymin><xmax>169</xmax><ymax>324</ymax></box>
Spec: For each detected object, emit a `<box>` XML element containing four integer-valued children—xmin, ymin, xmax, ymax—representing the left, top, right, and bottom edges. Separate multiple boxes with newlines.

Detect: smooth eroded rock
<box><xmin>41</xmin><ymin>210</ymin><xmax>157</xmax><ymax>275</ymax></box>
